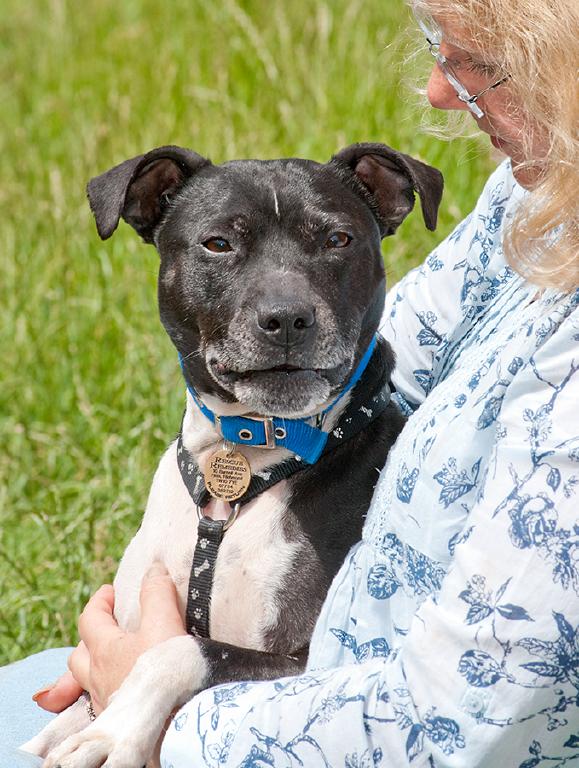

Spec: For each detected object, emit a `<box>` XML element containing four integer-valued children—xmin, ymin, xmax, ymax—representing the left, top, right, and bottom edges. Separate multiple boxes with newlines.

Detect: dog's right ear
<box><xmin>87</xmin><ymin>146</ymin><xmax>211</xmax><ymax>243</ymax></box>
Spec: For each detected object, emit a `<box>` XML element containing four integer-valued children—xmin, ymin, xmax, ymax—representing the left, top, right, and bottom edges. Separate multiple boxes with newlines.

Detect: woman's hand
<box><xmin>34</xmin><ymin>562</ymin><xmax>187</xmax><ymax>715</ymax></box>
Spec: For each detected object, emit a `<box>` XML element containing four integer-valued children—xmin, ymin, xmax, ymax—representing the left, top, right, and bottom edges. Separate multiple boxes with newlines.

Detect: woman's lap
<box><xmin>0</xmin><ymin>647</ymin><xmax>73</xmax><ymax>768</ymax></box>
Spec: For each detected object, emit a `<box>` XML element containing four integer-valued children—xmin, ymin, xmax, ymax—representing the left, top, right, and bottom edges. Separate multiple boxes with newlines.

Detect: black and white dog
<box><xmin>25</xmin><ymin>143</ymin><xmax>442</xmax><ymax>768</ymax></box>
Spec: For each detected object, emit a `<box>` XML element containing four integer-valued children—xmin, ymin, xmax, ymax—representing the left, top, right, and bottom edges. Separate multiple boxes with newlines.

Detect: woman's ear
<box><xmin>331</xmin><ymin>142</ymin><xmax>444</xmax><ymax>236</ymax></box>
<box><xmin>87</xmin><ymin>146</ymin><xmax>211</xmax><ymax>243</ymax></box>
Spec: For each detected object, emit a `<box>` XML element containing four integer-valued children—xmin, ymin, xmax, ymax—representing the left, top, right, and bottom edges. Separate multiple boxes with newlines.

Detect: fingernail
<box><xmin>146</xmin><ymin>562</ymin><xmax>168</xmax><ymax>578</ymax></box>
<box><xmin>32</xmin><ymin>684</ymin><xmax>55</xmax><ymax>701</ymax></box>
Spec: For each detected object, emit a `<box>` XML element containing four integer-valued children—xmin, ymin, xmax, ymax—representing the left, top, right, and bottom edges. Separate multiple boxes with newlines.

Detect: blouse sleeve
<box><xmin>380</xmin><ymin>160</ymin><xmax>522</xmax><ymax>407</ymax></box>
<box><xmin>161</xmin><ymin>313</ymin><xmax>579</xmax><ymax>767</ymax></box>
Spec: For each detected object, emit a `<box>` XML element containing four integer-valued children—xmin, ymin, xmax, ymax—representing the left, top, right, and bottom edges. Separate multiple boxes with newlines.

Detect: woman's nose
<box><xmin>426</xmin><ymin>64</ymin><xmax>468</xmax><ymax>111</ymax></box>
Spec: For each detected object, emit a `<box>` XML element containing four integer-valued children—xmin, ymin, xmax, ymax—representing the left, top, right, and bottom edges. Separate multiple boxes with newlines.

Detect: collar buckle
<box><xmin>214</xmin><ymin>414</ymin><xmax>278</xmax><ymax>449</ymax></box>
<box><xmin>247</xmin><ymin>415</ymin><xmax>277</xmax><ymax>449</ymax></box>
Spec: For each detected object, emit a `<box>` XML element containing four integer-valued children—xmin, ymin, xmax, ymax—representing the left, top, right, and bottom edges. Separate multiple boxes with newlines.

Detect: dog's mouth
<box><xmin>207</xmin><ymin>357</ymin><xmax>351</xmax><ymax>416</ymax></box>
<box><xmin>210</xmin><ymin>360</ymin><xmax>346</xmax><ymax>384</ymax></box>
<box><xmin>213</xmin><ymin>361</ymin><xmax>320</xmax><ymax>379</ymax></box>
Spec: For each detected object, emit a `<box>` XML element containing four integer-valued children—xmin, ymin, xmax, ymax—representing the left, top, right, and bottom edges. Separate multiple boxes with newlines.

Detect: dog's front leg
<box><xmin>42</xmin><ymin>635</ymin><xmax>203</xmax><ymax>768</ymax></box>
<box><xmin>42</xmin><ymin>634</ymin><xmax>307</xmax><ymax>768</ymax></box>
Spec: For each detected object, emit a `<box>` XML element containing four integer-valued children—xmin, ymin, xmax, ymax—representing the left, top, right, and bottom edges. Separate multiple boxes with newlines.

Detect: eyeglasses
<box><xmin>414</xmin><ymin>10</ymin><xmax>509</xmax><ymax>118</ymax></box>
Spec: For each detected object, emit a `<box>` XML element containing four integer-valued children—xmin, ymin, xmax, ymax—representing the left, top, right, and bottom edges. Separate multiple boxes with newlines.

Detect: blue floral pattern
<box><xmin>161</xmin><ymin>161</ymin><xmax>579</xmax><ymax>767</ymax></box>
<box><xmin>377</xmin><ymin>533</ymin><xmax>446</xmax><ymax>597</ymax></box>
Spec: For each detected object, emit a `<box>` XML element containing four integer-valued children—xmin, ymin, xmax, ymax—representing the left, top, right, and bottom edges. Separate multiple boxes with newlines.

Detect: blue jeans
<box><xmin>0</xmin><ymin>648</ymin><xmax>73</xmax><ymax>768</ymax></box>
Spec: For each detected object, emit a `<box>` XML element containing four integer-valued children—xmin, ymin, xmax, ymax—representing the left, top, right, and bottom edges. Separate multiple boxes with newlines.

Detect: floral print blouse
<box><xmin>161</xmin><ymin>160</ymin><xmax>579</xmax><ymax>768</ymax></box>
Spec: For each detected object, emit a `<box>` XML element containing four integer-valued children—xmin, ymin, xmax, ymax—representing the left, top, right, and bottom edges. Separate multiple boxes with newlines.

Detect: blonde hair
<box><xmin>411</xmin><ymin>0</ymin><xmax>579</xmax><ymax>291</ymax></box>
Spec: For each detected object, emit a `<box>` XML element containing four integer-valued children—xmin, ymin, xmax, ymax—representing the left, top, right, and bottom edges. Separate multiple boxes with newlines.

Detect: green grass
<box><xmin>0</xmin><ymin>0</ymin><xmax>495</xmax><ymax>664</ymax></box>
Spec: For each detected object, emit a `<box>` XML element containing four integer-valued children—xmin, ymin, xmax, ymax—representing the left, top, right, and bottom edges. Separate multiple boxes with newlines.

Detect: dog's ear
<box><xmin>87</xmin><ymin>146</ymin><xmax>211</xmax><ymax>243</ymax></box>
<box><xmin>331</xmin><ymin>142</ymin><xmax>443</xmax><ymax>235</ymax></box>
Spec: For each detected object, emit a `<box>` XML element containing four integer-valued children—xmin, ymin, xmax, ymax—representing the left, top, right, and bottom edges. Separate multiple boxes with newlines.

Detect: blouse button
<box><xmin>460</xmin><ymin>687</ymin><xmax>490</xmax><ymax>717</ymax></box>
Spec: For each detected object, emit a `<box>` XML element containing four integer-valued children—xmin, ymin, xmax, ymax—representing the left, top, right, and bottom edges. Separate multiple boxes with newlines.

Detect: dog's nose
<box><xmin>256</xmin><ymin>302</ymin><xmax>316</xmax><ymax>347</ymax></box>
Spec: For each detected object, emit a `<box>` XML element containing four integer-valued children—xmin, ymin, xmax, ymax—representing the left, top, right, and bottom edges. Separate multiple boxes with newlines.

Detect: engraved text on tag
<box><xmin>204</xmin><ymin>450</ymin><xmax>252</xmax><ymax>501</ymax></box>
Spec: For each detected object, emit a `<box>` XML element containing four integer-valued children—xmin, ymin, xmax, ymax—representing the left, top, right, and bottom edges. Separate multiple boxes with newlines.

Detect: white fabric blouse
<box><xmin>161</xmin><ymin>160</ymin><xmax>579</xmax><ymax>768</ymax></box>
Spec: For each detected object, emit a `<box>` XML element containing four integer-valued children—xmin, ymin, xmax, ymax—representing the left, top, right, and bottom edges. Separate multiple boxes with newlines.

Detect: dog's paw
<box><xmin>21</xmin><ymin>697</ymin><xmax>90</xmax><ymax>759</ymax></box>
<box><xmin>42</xmin><ymin>729</ymin><xmax>113</xmax><ymax>768</ymax></box>
<box><xmin>41</xmin><ymin>685</ymin><xmax>164</xmax><ymax>768</ymax></box>
<box><xmin>42</xmin><ymin>718</ymin><xmax>153</xmax><ymax>768</ymax></box>
<box><xmin>42</xmin><ymin>636</ymin><xmax>206</xmax><ymax>768</ymax></box>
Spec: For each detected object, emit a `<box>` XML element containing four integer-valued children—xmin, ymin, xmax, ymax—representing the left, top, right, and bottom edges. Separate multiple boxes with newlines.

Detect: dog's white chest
<box><xmin>209</xmin><ymin>482</ymin><xmax>298</xmax><ymax>648</ymax></box>
<box><xmin>114</xmin><ymin>441</ymin><xmax>299</xmax><ymax>650</ymax></box>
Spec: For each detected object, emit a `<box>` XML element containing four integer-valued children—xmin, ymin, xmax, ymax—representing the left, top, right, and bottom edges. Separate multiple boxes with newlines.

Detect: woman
<box><xmin>6</xmin><ymin>0</ymin><xmax>578</xmax><ymax>764</ymax></box>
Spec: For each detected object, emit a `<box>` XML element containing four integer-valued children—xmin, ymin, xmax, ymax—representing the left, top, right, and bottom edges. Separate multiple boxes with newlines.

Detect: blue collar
<box><xmin>179</xmin><ymin>335</ymin><xmax>378</xmax><ymax>464</ymax></box>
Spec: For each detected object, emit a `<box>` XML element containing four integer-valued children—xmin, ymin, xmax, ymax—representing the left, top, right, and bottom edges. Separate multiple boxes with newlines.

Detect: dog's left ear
<box><xmin>87</xmin><ymin>145</ymin><xmax>211</xmax><ymax>243</ymax></box>
<box><xmin>331</xmin><ymin>142</ymin><xmax>444</xmax><ymax>235</ymax></box>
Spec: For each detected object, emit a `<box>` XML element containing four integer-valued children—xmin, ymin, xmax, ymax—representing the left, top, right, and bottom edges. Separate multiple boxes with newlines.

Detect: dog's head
<box><xmin>88</xmin><ymin>143</ymin><xmax>443</xmax><ymax>417</ymax></box>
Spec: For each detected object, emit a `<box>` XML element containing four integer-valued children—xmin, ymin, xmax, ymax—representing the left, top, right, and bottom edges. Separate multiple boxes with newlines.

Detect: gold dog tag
<box><xmin>204</xmin><ymin>450</ymin><xmax>252</xmax><ymax>502</ymax></box>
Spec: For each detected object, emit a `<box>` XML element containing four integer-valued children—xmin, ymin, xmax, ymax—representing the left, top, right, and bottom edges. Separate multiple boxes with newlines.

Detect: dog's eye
<box><xmin>202</xmin><ymin>237</ymin><xmax>233</xmax><ymax>253</ymax></box>
<box><xmin>325</xmin><ymin>231</ymin><xmax>352</xmax><ymax>249</ymax></box>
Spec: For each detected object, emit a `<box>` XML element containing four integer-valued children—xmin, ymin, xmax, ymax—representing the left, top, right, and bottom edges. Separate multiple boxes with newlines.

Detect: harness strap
<box><xmin>185</xmin><ymin>517</ymin><xmax>225</xmax><ymax>637</ymax></box>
